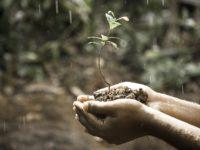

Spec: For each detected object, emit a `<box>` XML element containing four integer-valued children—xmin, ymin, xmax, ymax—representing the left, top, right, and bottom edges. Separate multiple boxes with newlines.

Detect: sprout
<box><xmin>87</xmin><ymin>11</ymin><xmax>129</xmax><ymax>91</ymax></box>
<box><xmin>105</xmin><ymin>10</ymin><xmax>129</xmax><ymax>30</ymax></box>
<box><xmin>88</xmin><ymin>11</ymin><xmax>129</xmax><ymax>49</ymax></box>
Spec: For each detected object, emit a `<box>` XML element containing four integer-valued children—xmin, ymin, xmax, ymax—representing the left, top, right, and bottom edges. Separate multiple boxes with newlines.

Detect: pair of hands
<box><xmin>73</xmin><ymin>82</ymin><xmax>158</xmax><ymax>144</ymax></box>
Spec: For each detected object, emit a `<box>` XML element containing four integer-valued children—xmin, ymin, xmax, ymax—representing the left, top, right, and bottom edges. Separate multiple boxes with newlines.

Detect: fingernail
<box><xmin>73</xmin><ymin>101</ymin><xmax>80</xmax><ymax>107</ymax></box>
<box><xmin>75</xmin><ymin>114</ymin><xmax>79</xmax><ymax>120</ymax></box>
<box><xmin>77</xmin><ymin>95</ymin><xmax>87</xmax><ymax>101</ymax></box>
<box><xmin>73</xmin><ymin>101</ymin><xmax>77</xmax><ymax>106</ymax></box>
<box><xmin>94</xmin><ymin>137</ymin><xmax>104</xmax><ymax>142</ymax></box>
<box><xmin>88</xmin><ymin>95</ymin><xmax>94</xmax><ymax>100</ymax></box>
<box><xmin>73</xmin><ymin>106</ymin><xmax>76</xmax><ymax>111</ymax></box>
<box><xmin>83</xmin><ymin>102</ymin><xmax>89</xmax><ymax>112</ymax></box>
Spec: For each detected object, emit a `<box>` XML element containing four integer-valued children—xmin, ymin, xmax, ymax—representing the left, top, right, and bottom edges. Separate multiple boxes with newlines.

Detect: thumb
<box><xmin>77</xmin><ymin>95</ymin><xmax>95</xmax><ymax>102</ymax></box>
<box><xmin>84</xmin><ymin>101</ymin><xmax>115</xmax><ymax>115</ymax></box>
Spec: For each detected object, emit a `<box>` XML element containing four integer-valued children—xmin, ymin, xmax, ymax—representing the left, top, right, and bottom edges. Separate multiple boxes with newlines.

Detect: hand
<box><xmin>73</xmin><ymin>99</ymin><xmax>152</xmax><ymax>144</ymax></box>
<box><xmin>77</xmin><ymin>81</ymin><xmax>200</xmax><ymax>128</ymax></box>
<box><xmin>87</xmin><ymin>82</ymin><xmax>157</xmax><ymax>105</ymax></box>
<box><xmin>77</xmin><ymin>82</ymin><xmax>158</xmax><ymax>104</ymax></box>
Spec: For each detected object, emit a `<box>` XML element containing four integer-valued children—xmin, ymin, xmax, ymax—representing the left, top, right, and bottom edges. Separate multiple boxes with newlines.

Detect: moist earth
<box><xmin>93</xmin><ymin>86</ymin><xmax>148</xmax><ymax>104</ymax></box>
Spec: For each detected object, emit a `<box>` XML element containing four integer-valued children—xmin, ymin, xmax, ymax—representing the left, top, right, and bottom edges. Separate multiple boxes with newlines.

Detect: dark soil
<box><xmin>93</xmin><ymin>86</ymin><xmax>148</xmax><ymax>104</ymax></box>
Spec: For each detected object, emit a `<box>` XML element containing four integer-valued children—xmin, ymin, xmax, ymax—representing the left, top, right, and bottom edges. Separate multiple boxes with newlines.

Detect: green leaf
<box><xmin>101</xmin><ymin>41</ymin><xmax>106</xmax><ymax>46</ymax></box>
<box><xmin>117</xmin><ymin>16</ymin><xmax>129</xmax><ymax>22</ymax></box>
<box><xmin>109</xmin><ymin>37</ymin><xmax>121</xmax><ymax>40</ymax></box>
<box><xmin>107</xmin><ymin>11</ymin><xmax>115</xmax><ymax>18</ymax></box>
<box><xmin>109</xmin><ymin>21</ymin><xmax>121</xmax><ymax>30</ymax></box>
<box><xmin>105</xmin><ymin>11</ymin><xmax>123</xmax><ymax>30</ymax></box>
<box><xmin>88</xmin><ymin>42</ymin><xmax>101</xmax><ymax>45</ymax></box>
<box><xmin>105</xmin><ymin>12</ymin><xmax>115</xmax><ymax>22</ymax></box>
<box><xmin>88</xmin><ymin>36</ymin><xmax>102</xmax><ymax>40</ymax></box>
<box><xmin>108</xmin><ymin>41</ymin><xmax>118</xmax><ymax>49</ymax></box>
<box><xmin>101</xmin><ymin>34</ymin><xmax>109</xmax><ymax>41</ymax></box>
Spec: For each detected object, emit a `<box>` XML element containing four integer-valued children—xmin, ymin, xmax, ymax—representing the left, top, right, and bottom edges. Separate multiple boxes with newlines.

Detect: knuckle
<box><xmin>121</xmin><ymin>81</ymin><xmax>131</xmax><ymax>86</ymax></box>
<box><xmin>87</xmin><ymin>102</ymin><xmax>94</xmax><ymax>112</ymax></box>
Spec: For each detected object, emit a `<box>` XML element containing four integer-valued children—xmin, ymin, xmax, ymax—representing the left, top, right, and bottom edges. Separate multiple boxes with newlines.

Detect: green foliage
<box><xmin>88</xmin><ymin>10</ymin><xmax>129</xmax><ymax>49</ymax></box>
<box><xmin>106</xmin><ymin>11</ymin><xmax>129</xmax><ymax>30</ymax></box>
<box><xmin>0</xmin><ymin>0</ymin><xmax>199</xmax><ymax>91</ymax></box>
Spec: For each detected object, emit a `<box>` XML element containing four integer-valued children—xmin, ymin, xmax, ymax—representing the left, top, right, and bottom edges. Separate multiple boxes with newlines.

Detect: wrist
<box><xmin>140</xmin><ymin>105</ymin><xmax>172</xmax><ymax>137</ymax></box>
<box><xmin>147</xmin><ymin>91</ymin><xmax>168</xmax><ymax>111</ymax></box>
<box><xmin>141</xmin><ymin>106</ymin><xmax>171</xmax><ymax>138</ymax></box>
<box><xmin>148</xmin><ymin>91</ymin><xmax>163</xmax><ymax>102</ymax></box>
<box><xmin>138</xmin><ymin>105</ymin><xmax>160</xmax><ymax>136</ymax></box>
<box><xmin>142</xmin><ymin>107</ymin><xmax>200</xmax><ymax>149</ymax></box>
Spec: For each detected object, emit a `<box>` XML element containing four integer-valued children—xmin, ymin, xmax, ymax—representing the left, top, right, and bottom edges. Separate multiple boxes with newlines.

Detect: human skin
<box><xmin>73</xmin><ymin>99</ymin><xmax>200</xmax><ymax>149</ymax></box>
<box><xmin>149</xmin><ymin>92</ymin><xmax>200</xmax><ymax>128</ymax></box>
<box><xmin>77</xmin><ymin>82</ymin><xmax>200</xmax><ymax>127</ymax></box>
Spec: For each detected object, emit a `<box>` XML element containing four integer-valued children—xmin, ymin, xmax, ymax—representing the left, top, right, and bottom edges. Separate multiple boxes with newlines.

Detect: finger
<box><xmin>84</xmin><ymin>101</ymin><xmax>116</xmax><ymax>115</ymax></box>
<box><xmin>77</xmin><ymin>95</ymin><xmax>95</xmax><ymax>102</ymax></box>
<box><xmin>94</xmin><ymin>136</ymin><xmax>104</xmax><ymax>143</ymax></box>
<box><xmin>74</xmin><ymin>101</ymin><xmax>102</xmax><ymax>131</ymax></box>
<box><xmin>94</xmin><ymin>82</ymin><xmax>128</xmax><ymax>94</ymax></box>
<box><xmin>114</xmin><ymin>98</ymin><xmax>142</xmax><ymax>106</ymax></box>
<box><xmin>73</xmin><ymin>106</ymin><xmax>76</xmax><ymax>111</ymax></box>
<box><xmin>84</xmin><ymin>99</ymin><xmax>143</xmax><ymax>115</ymax></box>
<box><xmin>75</xmin><ymin>105</ymin><xmax>93</xmax><ymax>131</ymax></box>
<box><xmin>78</xmin><ymin>112</ymin><xmax>92</xmax><ymax>131</ymax></box>
<box><xmin>75</xmin><ymin>114</ymin><xmax>79</xmax><ymax>120</ymax></box>
<box><xmin>84</xmin><ymin>128</ymin><xmax>105</xmax><ymax>143</ymax></box>
<box><xmin>84</xmin><ymin>128</ymin><xmax>96</xmax><ymax>136</ymax></box>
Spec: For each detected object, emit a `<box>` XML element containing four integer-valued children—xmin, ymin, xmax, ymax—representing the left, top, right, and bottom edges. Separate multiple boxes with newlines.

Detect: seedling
<box><xmin>88</xmin><ymin>11</ymin><xmax>129</xmax><ymax>92</ymax></box>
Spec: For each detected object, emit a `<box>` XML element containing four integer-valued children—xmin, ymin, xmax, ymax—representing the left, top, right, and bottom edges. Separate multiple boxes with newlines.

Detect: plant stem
<box><xmin>98</xmin><ymin>46</ymin><xmax>111</xmax><ymax>92</ymax></box>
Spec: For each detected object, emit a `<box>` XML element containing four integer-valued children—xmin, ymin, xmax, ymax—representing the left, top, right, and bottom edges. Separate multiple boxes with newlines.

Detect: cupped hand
<box><xmin>73</xmin><ymin>99</ymin><xmax>152</xmax><ymax>144</ymax></box>
<box><xmin>77</xmin><ymin>82</ymin><xmax>158</xmax><ymax>104</ymax></box>
<box><xmin>95</xmin><ymin>82</ymin><xmax>157</xmax><ymax>102</ymax></box>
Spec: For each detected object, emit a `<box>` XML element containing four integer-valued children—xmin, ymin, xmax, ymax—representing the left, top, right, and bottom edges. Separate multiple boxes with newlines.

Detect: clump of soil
<box><xmin>93</xmin><ymin>86</ymin><xmax>148</xmax><ymax>104</ymax></box>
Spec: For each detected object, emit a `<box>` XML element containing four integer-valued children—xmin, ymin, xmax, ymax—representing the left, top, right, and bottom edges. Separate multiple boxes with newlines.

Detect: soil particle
<box><xmin>93</xmin><ymin>86</ymin><xmax>148</xmax><ymax>104</ymax></box>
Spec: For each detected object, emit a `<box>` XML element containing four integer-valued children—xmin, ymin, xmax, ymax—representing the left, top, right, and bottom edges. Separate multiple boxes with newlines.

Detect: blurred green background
<box><xmin>0</xmin><ymin>0</ymin><xmax>199</xmax><ymax>149</ymax></box>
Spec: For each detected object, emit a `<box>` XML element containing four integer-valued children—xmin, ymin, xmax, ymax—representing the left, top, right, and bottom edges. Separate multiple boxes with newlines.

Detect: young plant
<box><xmin>88</xmin><ymin>11</ymin><xmax>129</xmax><ymax>92</ymax></box>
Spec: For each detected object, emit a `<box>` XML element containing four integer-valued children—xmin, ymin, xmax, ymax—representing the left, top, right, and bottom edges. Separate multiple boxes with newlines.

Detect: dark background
<box><xmin>0</xmin><ymin>0</ymin><xmax>199</xmax><ymax>149</ymax></box>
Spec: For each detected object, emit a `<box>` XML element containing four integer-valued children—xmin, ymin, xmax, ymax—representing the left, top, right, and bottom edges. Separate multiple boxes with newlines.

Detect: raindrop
<box><xmin>69</xmin><ymin>10</ymin><xmax>72</xmax><ymax>24</ymax></box>
<box><xmin>120</xmin><ymin>39</ymin><xmax>127</xmax><ymax>48</ymax></box>
<box><xmin>181</xmin><ymin>85</ymin><xmax>184</xmax><ymax>94</ymax></box>
<box><xmin>3</xmin><ymin>121</ymin><xmax>6</xmax><ymax>132</ymax></box>
<box><xmin>149</xmin><ymin>75</ymin><xmax>152</xmax><ymax>84</ymax></box>
<box><xmin>38</xmin><ymin>3</ymin><xmax>41</xmax><ymax>14</ymax></box>
<box><xmin>70</xmin><ymin>62</ymin><xmax>73</xmax><ymax>68</ymax></box>
<box><xmin>55</xmin><ymin>0</ymin><xmax>59</xmax><ymax>14</ymax></box>
<box><xmin>23</xmin><ymin>117</ymin><xmax>26</xmax><ymax>127</ymax></box>
<box><xmin>146</xmin><ymin>0</ymin><xmax>149</xmax><ymax>5</ymax></box>
<box><xmin>18</xmin><ymin>123</ymin><xmax>21</xmax><ymax>129</ymax></box>
<box><xmin>162</xmin><ymin>0</ymin><xmax>165</xmax><ymax>6</ymax></box>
